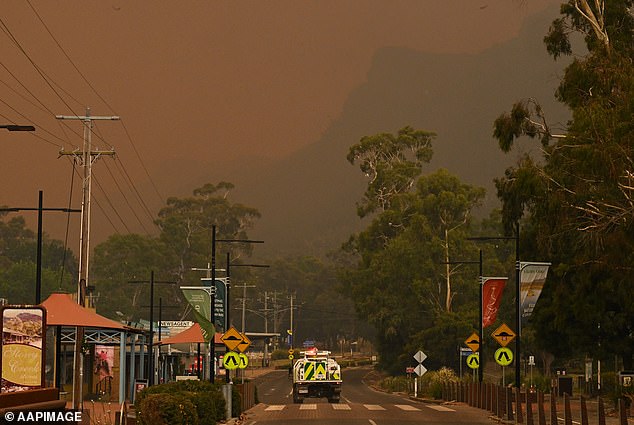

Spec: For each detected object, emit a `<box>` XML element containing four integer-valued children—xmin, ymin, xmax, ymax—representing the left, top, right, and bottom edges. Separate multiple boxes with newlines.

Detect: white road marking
<box><xmin>395</xmin><ymin>404</ymin><xmax>421</xmax><ymax>411</ymax></box>
<box><xmin>342</xmin><ymin>396</ymin><xmax>352</xmax><ymax>403</ymax></box>
<box><xmin>426</xmin><ymin>404</ymin><xmax>455</xmax><ymax>412</ymax></box>
<box><xmin>332</xmin><ymin>404</ymin><xmax>351</xmax><ymax>410</ymax></box>
<box><xmin>369</xmin><ymin>420</ymin><xmax>378</xmax><ymax>425</ymax></box>
<box><xmin>363</xmin><ymin>404</ymin><xmax>385</xmax><ymax>411</ymax></box>
<box><xmin>299</xmin><ymin>403</ymin><xmax>317</xmax><ymax>410</ymax></box>
<box><xmin>264</xmin><ymin>405</ymin><xmax>285</xmax><ymax>411</ymax></box>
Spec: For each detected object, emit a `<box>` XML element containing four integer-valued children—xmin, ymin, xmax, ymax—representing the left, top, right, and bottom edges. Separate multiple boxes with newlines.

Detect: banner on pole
<box><xmin>482</xmin><ymin>277</ymin><xmax>507</xmax><ymax>328</ymax></box>
<box><xmin>520</xmin><ymin>262</ymin><xmax>550</xmax><ymax>320</ymax></box>
<box><xmin>180</xmin><ymin>286</ymin><xmax>215</xmax><ymax>343</ymax></box>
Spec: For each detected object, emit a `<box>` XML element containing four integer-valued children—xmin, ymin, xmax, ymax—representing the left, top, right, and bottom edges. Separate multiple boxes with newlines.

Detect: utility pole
<box><xmin>57</xmin><ymin>108</ymin><xmax>118</xmax><ymax>410</ymax></box>
<box><xmin>234</xmin><ymin>282</ymin><xmax>256</xmax><ymax>333</ymax></box>
<box><xmin>57</xmin><ymin>108</ymin><xmax>118</xmax><ymax>304</ymax></box>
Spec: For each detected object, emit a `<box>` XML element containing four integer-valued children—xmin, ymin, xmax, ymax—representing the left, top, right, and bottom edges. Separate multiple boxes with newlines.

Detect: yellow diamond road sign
<box><xmin>236</xmin><ymin>332</ymin><xmax>251</xmax><ymax>353</ymax></box>
<box><xmin>221</xmin><ymin>326</ymin><xmax>244</xmax><ymax>351</ymax></box>
<box><xmin>492</xmin><ymin>323</ymin><xmax>516</xmax><ymax>347</ymax></box>
<box><xmin>465</xmin><ymin>333</ymin><xmax>480</xmax><ymax>352</ymax></box>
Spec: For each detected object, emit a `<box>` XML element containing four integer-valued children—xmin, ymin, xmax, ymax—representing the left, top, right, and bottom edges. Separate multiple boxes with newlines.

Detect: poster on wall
<box><xmin>1</xmin><ymin>306</ymin><xmax>46</xmax><ymax>392</ymax></box>
<box><xmin>94</xmin><ymin>345</ymin><xmax>114</xmax><ymax>395</ymax></box>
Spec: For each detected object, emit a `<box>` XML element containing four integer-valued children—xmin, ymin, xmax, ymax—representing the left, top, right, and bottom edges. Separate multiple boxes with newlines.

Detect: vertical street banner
<box><xmin>201</xmin><ymin>278</ymin><xmax>226</xmax><ymax>332</ymax></box>
<box><xmin>482</xmin><ymin>277</ymin><xmax>507</xmax><ymax>328</ymax></box>
<box><xmin>1</xmin><ymin>306</ymin><xmax>46</xmax><ymax>392</ymax></box>
<box><xmin>520</xmin><ymin>262</ymin><xmax>551</xmax><ymax>321</ymax></box>
<box><xmin>180</xmin><ymin>286</ymin><xmax>215</xmax><ymax>343</ymax></box>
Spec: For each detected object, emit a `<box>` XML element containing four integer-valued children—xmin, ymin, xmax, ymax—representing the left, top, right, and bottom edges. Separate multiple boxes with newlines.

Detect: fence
<box><xmin>441</xmin><ymin>382</ymin><xmax>631</xmax><ymax>425</ymax></box>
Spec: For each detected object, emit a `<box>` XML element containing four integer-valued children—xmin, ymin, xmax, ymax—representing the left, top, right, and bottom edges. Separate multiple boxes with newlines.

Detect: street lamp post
<box><xmin>210</xmin><ymin>225</ymin><xmax>264</xmax><ymax>383</ymax></box>
<box><xmin>468</xmin><ymin>223</ymin><xmax>521</xmax><ymax>387</ymax></box>
<box><xmin>441</xmin><ymin>250</ymin><xmax>483</xmax><ymax>382</ymax></box>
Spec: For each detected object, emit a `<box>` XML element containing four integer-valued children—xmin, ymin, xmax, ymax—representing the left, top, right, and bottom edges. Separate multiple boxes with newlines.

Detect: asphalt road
<box><xmin>242</xmin><ymin>367</ymin><xmax>493</xmax><ymax>425</ymax></box>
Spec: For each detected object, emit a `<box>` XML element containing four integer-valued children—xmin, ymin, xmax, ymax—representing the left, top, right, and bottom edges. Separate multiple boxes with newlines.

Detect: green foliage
<box><xmin>347</xmin><ymin>126</ymin><xmax>435</xmax><ymax>217</ymax></box>
<box><xmin>136</xmin><ymin>393</ymin><xmax>198</xmax><ymax>425</ymax></box>
<box><xmin>378</xmin><ymin>375</ymin><xmax>410</xmax><ymax>393</ymax></box>
<box><xmin>420</xmin><ymin>367</ymin><xmax>459</xmax><ymax>399</ymax></box>
<box><xmin>493</xmin><ymin>2</ymin><xmax>634</xmax><ymax>371</ymax></box>
<box><xmin>135</xmin><ymin>380</ymin><xmax>225</xmax><ymax>425</ymax></box>
<box><xmin>0</xmin><ymin>215</ymin><xmax>76</xmax><ymax>304</ymax></box>
<box><xmin>344</xmin><ymin>130</ymin><xmax>494</xmax><ymax>374</ymax></box>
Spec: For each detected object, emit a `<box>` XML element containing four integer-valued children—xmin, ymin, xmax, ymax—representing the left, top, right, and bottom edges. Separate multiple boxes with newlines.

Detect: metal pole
<box><xmin>149</xmin><ymin>271</ymin><xmax>155</xmax><ymax>385</ymax></box>
<box><xmin>226</xmin><ymin>252</ymin><xmax>231</xmax><ymax>384</ymax></box>
<box><xmin>210</xmin><ymin>225</ymin><xmax>216</xmax><ymax>383</ymax></box>
<box><xmin>36</xmin><ymin>191</ymin><xmax>43</xmax><ymax>304</ymax></box>
<box><xmin>479</xmin><ymin>249</ymin><xmax>483</xmax><ymax>383</ymax></box>
<box><xmin>515</xmin><ymin>223</ymin><xmax>521</xmax><ymax>388</ymax></box>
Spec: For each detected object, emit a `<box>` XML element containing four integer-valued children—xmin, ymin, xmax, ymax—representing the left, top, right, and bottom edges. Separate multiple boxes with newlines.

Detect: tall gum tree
<box><xmin>493</xmin><ymin>1</ymin><xmax>634</xmax><ymax>369</ymax></box>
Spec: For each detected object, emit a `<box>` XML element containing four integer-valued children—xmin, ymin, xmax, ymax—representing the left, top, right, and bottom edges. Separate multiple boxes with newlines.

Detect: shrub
<box><xmin>135</xmin><ymin>380</ymin><xmax>226</xmax><ymax>425</ymax></box>
<box><xmin>421</xmin><ymin>367</ymin><xmax>459</xmax><ymax>399</ymax></box>
<box><xmin>137</xmin><ymin>393</ymin><xmax>198</xmax><ymax>425</ymax></box>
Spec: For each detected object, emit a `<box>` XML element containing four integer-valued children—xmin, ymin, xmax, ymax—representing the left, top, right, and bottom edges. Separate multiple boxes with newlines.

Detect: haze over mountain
<box><xmin>0</xmin><ymin>1</ymin><xmax>568</xmax><ymax>260</ymax></box>
<box><xmin>161</xmin><ymin>4</ymin><xmax>570</xmax><ymax>257</ymax></box>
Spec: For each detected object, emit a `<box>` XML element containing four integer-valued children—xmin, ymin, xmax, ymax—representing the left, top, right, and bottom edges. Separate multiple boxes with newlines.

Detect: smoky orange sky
<box><xmin>0</xmin><ymin>0</ymin><xmax>561</xmax><ymax>256</ymax></box>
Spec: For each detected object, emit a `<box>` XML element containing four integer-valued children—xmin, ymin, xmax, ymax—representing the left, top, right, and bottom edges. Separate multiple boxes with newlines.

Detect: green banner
<box><xmin>181</xmin><ymin>286</ymin><xmax>215</xmax><ymax>343</ymax></box>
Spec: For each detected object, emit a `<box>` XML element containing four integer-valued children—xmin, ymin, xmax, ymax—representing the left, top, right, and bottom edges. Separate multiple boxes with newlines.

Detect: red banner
<box><xmin>482</xmin><ymin>277</ymin><xmax>507</xmax><ymax>328</ymax></box>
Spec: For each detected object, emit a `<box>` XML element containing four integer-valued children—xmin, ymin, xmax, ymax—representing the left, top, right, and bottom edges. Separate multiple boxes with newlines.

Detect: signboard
<box><xmin>465</xmin><ymin>333</ymin><xmax>480</xmax><ymax>353</ymax></box>
<box><xmin>221</xmin><ymin>326</ymin><xmax>244</xmax><ymax>351</ymax></box>
<box><xmin>414</xmin><ymin>364</ymin><xmax>427</xmax><ymax>377</ymax></box>
<box><xmin>223</xmin><ymin>352</ymin><xmax>240</xmax><ymax>370</ymax></box>
<box><xmin>201</xmin><ymin>278</ymin><xmax>227</xmax><ymax>331</ymax></box>
<box><xmin>494</xmin><ymin>347</ymin><xmax>513</xmax><ymax>366</ymax></box>
<box><xmin>466</xmin><ymin>353</ymin><xmax>480</xmax><ymax>369</ymax></box>
<box><xmin>238</xmin><ymin>353</ymin><xmax>249</xmax><ymax>369</ymax></box>
<box><xmin>519</xmin><ymin>262</ymin><xmax>550</xmax><ymax>320</ymax></box>
<box><xmin>492</xmin><ymin>323</ymin><xmax>516</xmax><ymax>347</ymax></box>
<box><xmin>413</xmin><ymin>351</ymin><xmax>427</xmax><ymax>364</ymax></box>
<box><xmin>236</xmin><ymin>332</ymin><xmax>251</xmax><ymax>353</ymax></box>
<box><xmin>1</xmin><ymin>306</ymin><xmax>46</xmax><ymax>392</ymax></box>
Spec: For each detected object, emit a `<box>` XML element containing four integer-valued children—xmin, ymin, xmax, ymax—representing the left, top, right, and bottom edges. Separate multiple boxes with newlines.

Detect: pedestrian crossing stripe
<box><xmin>363</xmin><ymin>404</ymin><xmax>385</xmax><ymax>411</ymax></box>
<box><xmin>395</xmin><ymin>404</ymin><xmax>420</xmax><ymax>411</ymax></box>
<box><xmin>263</xmin><ymin>403</ymin><xmax>452</xmax><ymax>412</ymax></box>
<box><xmin>332</xmin><ymin>404</ymin><xmax>351</xmax><ymax>410</ymax></box>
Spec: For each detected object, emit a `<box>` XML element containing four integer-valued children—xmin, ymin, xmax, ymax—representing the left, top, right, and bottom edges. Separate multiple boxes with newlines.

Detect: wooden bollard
<box><xmin>516</xmin><ymin>386</ymin><xmax>524</xmax><ymax>424</ymax></box>
<box><xmin>537</xmin><ymin>391</ymin><xmax>546</xmax><ymax>425</ymax></box>
<box><xmin>618</xmin><ymin>397</ymin><xmax>628</xmax><ymax>425</ymax></box>
<box><xmin>550</xmin><ymin>391</ymin><xmax>558</xmax><ymax>425</ymax></box>
<box><xmin>506</xmin><ymin>386</ymin><xmax>515</xmax><ymax>421</ymax></box>
<box><xmin>598</xmin><ymin>396</ymin><xmax>606</xmax><ymax>425</ymax></box>
<box><xmin>580</xmin><ymin>395</ymin><xmax>588</xmax><ymax>425</ymax></box>
<box><xmin>526</xmin><ymin>390</ymin><xmax>534</xmax><ymax>425</ymax></box>
<box><xmin>564</xmin><ymin>393</ymin><xmax>572</xmax><ymax>425</ymax></box>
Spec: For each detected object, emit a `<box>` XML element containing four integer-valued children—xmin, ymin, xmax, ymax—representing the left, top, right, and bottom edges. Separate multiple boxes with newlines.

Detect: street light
<box><xmin>0</xmin><ymin>124</ymin><xmax>35</xmax><ymax>131</ymax></box>
<box><xmin>210</xmin><ymin>224</ymin><xmax>264</xmax><ymax>383</ymax></box>
<box><xmin>440</xmin><ymin>250</ymin><xmax>483</xmax><ymax>382</ymax></box>
<box><xmin>468</xmin><ymin>222</ymin><xmax>520</xmax><ymax>387</ymax></box>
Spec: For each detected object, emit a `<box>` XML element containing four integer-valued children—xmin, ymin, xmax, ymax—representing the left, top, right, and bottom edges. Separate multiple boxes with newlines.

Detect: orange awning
<box><xmin>157</xmin><ymin>323</ymin><xmax>223</xmax><ymax>345</ymax></box>
<box><xmin>41</xmin><ymin>292</ymin><xmax>126</xmax><ymax>330</ymax></box>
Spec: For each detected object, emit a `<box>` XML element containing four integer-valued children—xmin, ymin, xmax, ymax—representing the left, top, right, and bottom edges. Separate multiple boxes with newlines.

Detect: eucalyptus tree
<box><xmin>343</xmin><ymin>127</ymin><xmax>486</xmax><ymax>372</ymax></box>
<box><xmin>155</xmin><ymin>182</ymin><xmax>261</xmax><ymax>283</ymax></box>
<box><xmin>493</xmin><ymin>1</ymin><xmax>634</xmax><ymax>368</ymax></box>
